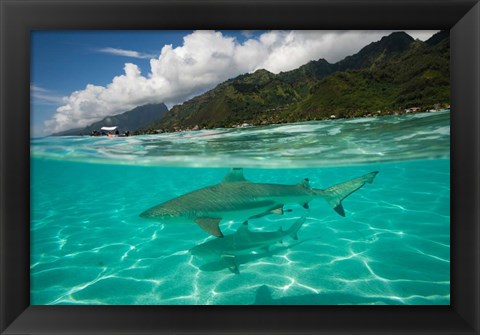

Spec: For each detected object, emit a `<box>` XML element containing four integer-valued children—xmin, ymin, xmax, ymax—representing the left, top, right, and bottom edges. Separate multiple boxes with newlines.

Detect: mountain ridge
<box><xmin>52</xmin><ymin>103</ymin><xmax>168</xmax><ymax>136</ymax></box>
<box><xmin>142</xmin><ymin>30</ymin><xmax>449</xmax><ymax>133</ymax></box>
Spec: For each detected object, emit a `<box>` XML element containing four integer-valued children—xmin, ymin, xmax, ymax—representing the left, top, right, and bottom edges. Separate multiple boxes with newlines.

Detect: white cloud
<box><xmin>98</xmin><ymin>47</ymin><xmax>156</xmax><ymax>59</ymax></box>
<box><xmin>45</xmin><ymin>30</ymin><xmax>439</xmax><ymax>134</ymax></box>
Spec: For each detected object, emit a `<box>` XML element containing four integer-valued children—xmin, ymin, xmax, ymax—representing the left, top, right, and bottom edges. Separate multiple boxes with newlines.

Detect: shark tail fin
<box><xmin>317</xmin><ymin>171</ymin><xmax>378</xmax><ymax>217</ymax></box>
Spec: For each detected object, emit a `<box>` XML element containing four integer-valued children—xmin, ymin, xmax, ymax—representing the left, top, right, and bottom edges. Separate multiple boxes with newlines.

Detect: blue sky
<box><xmin>31</xmin><ymin>30</ymin><xmax>189</xmax><ymax>136</ymax></box>
<box><xmin>31</xmin><ymin>30</ymin><xmax>438</xmax><ymax>136</ymax></box>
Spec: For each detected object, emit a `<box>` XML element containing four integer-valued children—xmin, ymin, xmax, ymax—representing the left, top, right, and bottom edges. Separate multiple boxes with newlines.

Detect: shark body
<box><xmin>190</xmin><ymin>215</ymin><xmax>306</xmax><ymax>258</ymax></box>
<box><xmin>190</xmin><ymin>215</ymin><xmax>308</xmax><ymax>274</ymax></box>
<box><xmin>140</xmin><ymin>168</ymin><xmax>378</xmax><ymax>237</ymax></box>
<box><xmin>197</xmin><ymin>240</ymin><xmax>309</xmax><ymax>274</ymax></box>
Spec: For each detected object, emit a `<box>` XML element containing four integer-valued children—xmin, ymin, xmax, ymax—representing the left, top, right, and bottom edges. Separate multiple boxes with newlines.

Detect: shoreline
<box><xmin>43</xmin><ymin>106</ymin><xmax>450</xmax><ymax>138</ymax></box>
<box><xmin>133</xmin><ymin>107</ymin><xmax>450</xmax><ymax>136</ymax></box>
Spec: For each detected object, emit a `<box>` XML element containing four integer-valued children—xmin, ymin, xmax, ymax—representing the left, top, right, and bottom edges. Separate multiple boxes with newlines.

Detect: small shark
<box><xmin>140</xmin><ymin>168</ymin><xmax>378</xmax><ymax>237</ymax></box>
<box><xmin>190</xmin><ymin>215</ymin><xmax>308</xmax><ymax>274</ymax></box>
<box><xmin>197</xmin><ymin>240</ymin><xmax>310</xmax><ymax>274</ymax></box>
<box><xmin>190</xmin><ymin>215</ymin><xmax>306</xmax><ymax>258</ymax></box>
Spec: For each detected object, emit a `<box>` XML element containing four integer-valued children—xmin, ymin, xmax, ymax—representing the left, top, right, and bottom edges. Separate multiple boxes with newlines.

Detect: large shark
<box><xmin>190</xmin><ymin>215</ymin><xmax>308</xmax><ymax>274</ymax></box>
<box><xmin>140</xmin><ymin>168</ymin><xmax>378</xmax><ymax>237</ymax></box>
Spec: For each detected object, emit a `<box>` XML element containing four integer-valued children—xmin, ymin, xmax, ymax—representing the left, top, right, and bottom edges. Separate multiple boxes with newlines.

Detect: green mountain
<box><xmin>335</xmin><ymin>32</ymin><xmax>415</xmax><ymax>71</ymax></box>
<box><xmin>144</xmin><ymin>31</ymin><xmax>449</xmax><ymax>132</ymax></box>
<box><xmin>296</xmin><ymin>32</ymin><xmax>450</xmax><ymax>118</ymax></box>
<box><xmin>53</xmin><ymin>103</ymin><xmax>168</xmax><ymax>136</ymax></box>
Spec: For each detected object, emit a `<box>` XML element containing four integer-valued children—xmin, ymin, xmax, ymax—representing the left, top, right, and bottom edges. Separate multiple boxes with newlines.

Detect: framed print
<box><xmin>1</xmin><ymin>0</ymin><xmax>479</xmax><ymax>334</ymax></box>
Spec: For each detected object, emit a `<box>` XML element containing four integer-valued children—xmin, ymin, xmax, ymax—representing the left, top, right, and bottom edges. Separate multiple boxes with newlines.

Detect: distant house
<box><xmin>101</xmin><ymin>126</ymin><xmax>119</xmax><ymax>136</ymax></box>
<box><xmin>101</xmin><ymin>126</ymin><xmax>118</xmax><ymax>132</ymax></box>
<box><xmin>404</xmin><ymin>107</ymin><xmax>421</xmax><ymax>113</ymax></box>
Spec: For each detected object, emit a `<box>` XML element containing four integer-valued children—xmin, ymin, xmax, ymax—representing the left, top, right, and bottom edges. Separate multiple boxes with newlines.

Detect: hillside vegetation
<box><xmin>143</xmin><ymin>31</ymin><xmax>449</xmax><ymax>132</ymax></box>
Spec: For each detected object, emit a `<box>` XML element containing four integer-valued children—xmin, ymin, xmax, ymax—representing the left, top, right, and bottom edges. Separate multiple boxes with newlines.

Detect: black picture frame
<box><xmin>1</xmin><ymin>0</ymin><xmax>479</xmax><ymax>334</ymax></box>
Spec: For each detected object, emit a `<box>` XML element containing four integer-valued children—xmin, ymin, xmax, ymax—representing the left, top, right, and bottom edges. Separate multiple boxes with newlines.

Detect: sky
<box><xmin>31</xmin><ymin>30</ymin><xmax>439</xmax><ymax>137</ymax></box>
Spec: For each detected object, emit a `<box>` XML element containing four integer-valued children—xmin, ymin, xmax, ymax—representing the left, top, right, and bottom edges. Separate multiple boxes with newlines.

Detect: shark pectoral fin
<box><xmin>221</xmin><ymin>254</ymin><xmax>239</xmax><ymax>274</ymax></box>
<box><xmin>248</xmin><ymin>206</ymin><xmax>284</xmax><ymax>220</ymax></box>
<box><xmin>195</xmin><ymin>217</ymin><xmax>223</xmax><ymax>237</ymax></box>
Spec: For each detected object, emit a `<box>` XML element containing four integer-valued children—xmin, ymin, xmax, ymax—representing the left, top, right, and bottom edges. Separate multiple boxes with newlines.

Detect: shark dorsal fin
<box><xmin>298</xmin><ymin>178</ymin><xmax>311</xmax><ymax>189</ymax></box>
<box><xmin>235</xmin><ymin>223</ymin><xmax>251</xmax><ymax>238</ymax></box>
<box><xmin>222</xmin><ymin>168</ymin><xmax>247</xmax><ymax>183</ymax></box>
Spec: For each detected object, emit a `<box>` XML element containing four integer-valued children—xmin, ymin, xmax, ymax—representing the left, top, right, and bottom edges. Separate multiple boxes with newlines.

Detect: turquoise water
<box><xmin>31</xmin><ymin>111</ymin><xmax>450</xmax><ymax>305</ymax></box>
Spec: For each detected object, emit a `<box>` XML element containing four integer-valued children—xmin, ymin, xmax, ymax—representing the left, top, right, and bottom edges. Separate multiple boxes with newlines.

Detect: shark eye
<box><xmin>305</xmin><ymin>178</ymin><xmax>309</xmax><ymax>182</ymax></box>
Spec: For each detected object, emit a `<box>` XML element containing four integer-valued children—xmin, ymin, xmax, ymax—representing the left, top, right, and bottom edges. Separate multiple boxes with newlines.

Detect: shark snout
<box><xmin>139</xmin><ymin>208</ymin><xmax>160</xmax><ymax>220</ymax></box>
<box><xmin>189</xmin><ymin>247</ymin><xmax>200</xmax><ymax>256</ymax></box>
<box><xmin>139</xmin><ymin>208</ymin><xmax>181</xmax><ymax>223</ymax></box>
<box><xmin>189</xmin><ymin>246</ymin><xmax>208</xmax><ymax>257</ymax></box>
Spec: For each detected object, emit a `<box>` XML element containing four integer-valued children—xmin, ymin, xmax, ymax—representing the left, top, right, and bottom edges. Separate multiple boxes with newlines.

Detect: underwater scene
<box><xmin>30</xmin><ymin>111</ymin><xmax>450</xmax><ymax>305</ymax></box>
